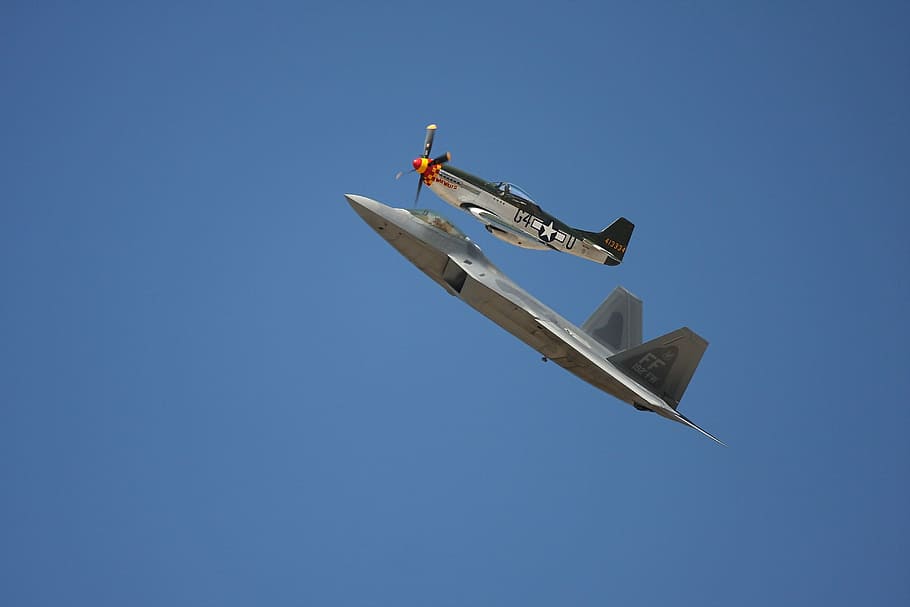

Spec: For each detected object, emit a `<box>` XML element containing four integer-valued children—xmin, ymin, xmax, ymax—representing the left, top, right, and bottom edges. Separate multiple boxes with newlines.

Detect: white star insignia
<box><xmin>539</xmin><ymin>221</ymin><xmax>557</xmax><ymax>242</ymax></box>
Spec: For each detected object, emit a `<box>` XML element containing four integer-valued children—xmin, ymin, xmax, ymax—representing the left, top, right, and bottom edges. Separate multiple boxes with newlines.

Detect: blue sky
<box><xmin>2</xmin><ymin>1</ymin><xmax>908</xmax><ymax>605</ymax></box>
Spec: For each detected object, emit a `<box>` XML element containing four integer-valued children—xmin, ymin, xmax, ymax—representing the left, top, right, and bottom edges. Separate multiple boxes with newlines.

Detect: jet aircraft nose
<box><xmin>345</xmin><ymin>193</ymin><xmax>382</xmax><ymax>222</ymax></box>
<box><xmin>344</xmin><ymin>193</ymin><xmax>373</xmax><ymax>211</ymax></box>
<box><xmin>345</xmin><ymin>194</ymin><xmax>402</xmax><ymax>240</ymax></box>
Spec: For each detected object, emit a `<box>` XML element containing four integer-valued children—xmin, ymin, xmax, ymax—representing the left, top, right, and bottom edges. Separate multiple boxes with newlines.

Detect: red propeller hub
<box><xmin>412</xmin><ymin>157</ymin><xmax>430</xmax><ymax>174</ymax></box>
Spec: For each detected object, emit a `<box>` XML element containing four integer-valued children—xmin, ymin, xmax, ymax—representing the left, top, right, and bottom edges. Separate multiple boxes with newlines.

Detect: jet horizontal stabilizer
<box><xmin>607</xmin><ymin>327</ymin><xmax>708</xmax><ymax>407</ymax></box>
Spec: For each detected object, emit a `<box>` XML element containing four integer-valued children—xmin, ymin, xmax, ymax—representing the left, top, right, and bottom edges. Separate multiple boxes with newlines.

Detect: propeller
<box><xmin>395</xmin><ymin>124</ymin><xmax>451</xmax><ymax>205</ymax></box>
<box><xmin>422</xmin><ymin>123</ymin><xmax>436</xmax><ymax>158</ymax></box>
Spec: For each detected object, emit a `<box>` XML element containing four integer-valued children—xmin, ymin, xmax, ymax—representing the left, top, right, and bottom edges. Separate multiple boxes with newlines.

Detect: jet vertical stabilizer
<box><xmin>581</xmin><ymin>286</ymin><xmax>643</xmax><ymax>352</ymax></box>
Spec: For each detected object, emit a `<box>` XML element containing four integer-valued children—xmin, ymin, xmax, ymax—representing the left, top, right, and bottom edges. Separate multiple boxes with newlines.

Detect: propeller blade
<box><xmin>414</xmin><ymin>178</ymin><xmax>424</xmax><ymax>206</ymax></box>
<box><xmin>431</xmin><ymin>151</ymin><xmax>451</xmax><ymax>165</ymax></box>
<box><xmin>422</xmin><ymin>124</ymin><xmax>437</xmax><ymax>158</ymax></box>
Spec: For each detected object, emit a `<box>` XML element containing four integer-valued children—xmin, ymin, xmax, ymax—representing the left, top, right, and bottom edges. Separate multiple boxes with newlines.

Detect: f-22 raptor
<box><xmin>345</xmin><ymin>194</ymin><xmax>723</xmax><ymax>445</ymax></box>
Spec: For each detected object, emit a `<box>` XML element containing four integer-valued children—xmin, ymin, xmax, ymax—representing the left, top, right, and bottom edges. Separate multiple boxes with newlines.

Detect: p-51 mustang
<box><xmin>397</xmin><ymin>124</ymin><xmax>634</xmax><ymax>266</ymax></box>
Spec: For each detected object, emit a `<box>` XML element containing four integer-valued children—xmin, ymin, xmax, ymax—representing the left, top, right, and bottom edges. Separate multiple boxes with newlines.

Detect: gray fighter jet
<box><xmin>345</xmin><ymin>194</ymin><xmax>723</xmax><ymax>445</ymax></box>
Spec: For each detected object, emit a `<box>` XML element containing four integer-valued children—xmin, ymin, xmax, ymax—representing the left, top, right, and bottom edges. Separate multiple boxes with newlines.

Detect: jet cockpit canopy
<box><xmin>407</xmin><ymin>208</ymin><xmax>468</xmax><ymax>240</ymax></box>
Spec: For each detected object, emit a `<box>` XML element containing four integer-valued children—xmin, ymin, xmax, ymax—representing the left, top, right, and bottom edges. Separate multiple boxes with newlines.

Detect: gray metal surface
<box><xmin>345</xmin><ymin>194</ymin><xmax>722</xmax><ymax>445</ymax></box>
<box><xmin>582</xmin><ymin>286</ymin><xmax>643</xmax><ymax>352</ymax></box>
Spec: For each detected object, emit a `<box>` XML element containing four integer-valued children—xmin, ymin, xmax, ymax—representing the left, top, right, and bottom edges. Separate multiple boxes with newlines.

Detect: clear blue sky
<box><xmin>3</xmin><ymin>1</ymin><xmax>908</xmax><ymax>605</ymax></box>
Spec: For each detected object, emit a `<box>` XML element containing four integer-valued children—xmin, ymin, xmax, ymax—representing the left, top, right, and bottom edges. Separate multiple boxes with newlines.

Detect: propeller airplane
<box><xmin>397</xmin><ymin>124</ymin><xmax>635</xmax><ymax>266</ymax></box>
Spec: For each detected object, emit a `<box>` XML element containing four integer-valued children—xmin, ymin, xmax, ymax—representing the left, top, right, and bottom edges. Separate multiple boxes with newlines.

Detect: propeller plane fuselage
<box><xmin>403</xmin><ymin>125</ymin><xmax>634</xmax><ymax>266</ymax></box>
<box><xmin>425</xmin><ymin>164</ymin><xmax>633</xmax><ymax>265</ymax></box>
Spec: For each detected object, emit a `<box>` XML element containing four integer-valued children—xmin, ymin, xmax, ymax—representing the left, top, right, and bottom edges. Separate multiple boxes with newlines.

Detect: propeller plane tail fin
<box><xmin>581</xmin><ymin>217</ymin><xmax>634</xmax><ymax>265</ymax></box>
